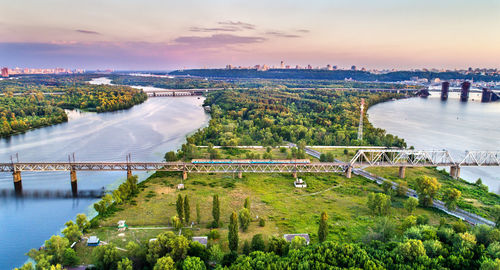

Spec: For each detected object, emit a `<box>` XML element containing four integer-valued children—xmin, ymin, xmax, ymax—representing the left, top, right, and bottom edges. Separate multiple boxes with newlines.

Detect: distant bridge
<box><xmin>2</xmin><ymin>149</ymin><xmax>499</xmax><ymax>196</ymax></box>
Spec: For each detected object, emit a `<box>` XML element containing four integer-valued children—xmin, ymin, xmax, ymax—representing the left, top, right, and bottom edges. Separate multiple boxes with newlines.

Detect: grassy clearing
<box><xmin>309</xmin><ymin>147</ymin><xmax>359</xmax><ymax>162</ymax></box>
<box><xmin>195</xmin><ymin>147</ymin><xmax>300</xmax><ymax>160</ymax></box>
<box><xmin>365</xmin><ymin>166</ymin><xmax>500</xmax><ymax>219</ymax></box>
<box><xmin>86</xmin><ymin>171</ymin><xmax>456</xmax><ymax>254</ymax></box>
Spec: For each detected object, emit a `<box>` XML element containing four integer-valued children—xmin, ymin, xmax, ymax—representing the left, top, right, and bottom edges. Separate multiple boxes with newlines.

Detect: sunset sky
<box><xmin>1</xmin><ymin>0</ymin><xmax>499</xmax><ymax>70</ymax></box>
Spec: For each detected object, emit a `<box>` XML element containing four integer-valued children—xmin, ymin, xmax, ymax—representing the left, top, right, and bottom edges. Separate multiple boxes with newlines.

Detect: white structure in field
<box><xmin>294</xmin><ymin>178</ymin><xmax>306</xmax><ymax>188</ymax></box>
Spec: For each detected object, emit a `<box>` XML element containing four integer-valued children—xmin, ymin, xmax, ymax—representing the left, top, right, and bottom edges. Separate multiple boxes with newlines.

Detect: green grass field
<box><xmin>80</xmin><ymin>170</ymin><xmax>457</xmax><ymax>256</ymax></box>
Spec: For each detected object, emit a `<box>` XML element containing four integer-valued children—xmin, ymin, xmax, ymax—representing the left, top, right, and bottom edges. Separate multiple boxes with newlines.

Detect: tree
<box><xmin>397</xmin><ymin>181</ymin><xmax>408</xmax><ymax>197</ymax></box>
<box><xmin>171</xmin><ymin>216</ymin><xmax>182</xmax><ymax>230</ymax></box>
<box><xmin>62</xmin><ymin>220</ymin><xmax>82</xmax><ymax>243</ymax></box>
<box><xmin>117</xmin><ymin>258</ymin><xmax>133</xmax><ymax>270</ymax></box>
<box><xmin>259</xmin><ymin>218</ymin><xmax>266</xmax><ymax>227</ymax></box>
<box><xmin>290</xmin><ymin>236</ymin><xmax>307</xmax><ymax>250</ymax></box>
<box><xmin>153</xmin><ymin>256</ymin><xmax>174</xmax><ymax>270</ymax></box>
<box><xmin>492</xmin><ymin>205</ymin><xmax>500</xmax><ymax>228</ymax></box>
<box><xmin>75</xmin><ymin>213</ymin><xmax>89</xmax><ymax>232</ymax></box>
<box><xmin>402</xmin><ymin>215</ymin><xmax>417</xmax><ymax>230</ymax></box>
<box><xmin>184</xmin><ymin>195</ymin><xmax>191</xmax><ymax>224</ymax></box>
<box><xmin>62</xmin><ymin>248</ymin><xmax>79</xmax><ymax>266</ymax></box>
<box><xmin>382</xmin><ymin>181</ymin><xmax>393</xmax><ymax>196</ymax></box>
<box><xmin>367</xmin><ymin>192</ymin><xmax>391</xmax><ymax>216</ymax></box>
<box><xmin>244</xmin><ymin>197</ymin><xmax>251</xmax><ymax>210</ymax></box>
<box><xmin>414</xmin><ymin>176</ymin><xmax>441</xmax><ymax>207</ymax></box>
<box><xmin>146</xmin><ymin>232</ymin><xmax>177</xmax><ymax>265</ymax></box>
<box><xmin>209</xmin><ymin>245</ymin><xmax>224</xmax><ymax>264</ymax></box>
<box><xmin>251</xmin><ymin>234</ymin><xmax>266</xmax><ymax>251</ymax></box>
<box><xmin>267</xmin><ymin>236</ymin><xmax>289</xmax><ymax>256</ymax></box>
<box><xmin>404</xmin><ymin>197</ymin><xmax>419</xmax><ymax>214</ymax></box>
<box><xmin>396</xmin><ymin>239</ymin><xmax>427</xmax><ymax>262</ymax></box>
<box><xmin>45</xmin><ymin>235</ymin><xmax>69</xmax><ymax>264</ymax></box>
<box><xmin>318</xmin><ymin>211</ymin><xmax>329</xmax><ymax>242</ymax></box>
<box><xmin>165</xmin><ymin>151</ymin><xmax>178</xmax><ymax>161</ymax></box>
<box><xmin>170</xmin><ymin>235</ymin><xmax>189</xmax><ymax>261</ymax></box>
<box><xmin>228</xmin><ymin>211</ymin><xmax>239</xmax><ymax>252</ymax></box>
<box><xmin>176</xmin><ymin>194</ymin><xmax>184</xmax><ymax>222</ymax></box>
<box><xmin>242</xmin><ymin>240</ymin><xmax>251</xmax><ymax>255</ymax></box>
<box><xmin>92</xmin><ymin>244</ymin><xmax>121</xmax><ymax>270</ymax></box>
<box><xmin>212</xmin><ymin>195</ymin><xmax>220</xmax><ymax>227</ymax></box>
<box><xmin>196</xmin><ymin>203</ymin><xmax>201</xmax><ymax>224</ymax></box>
<box><xmin>182</xmin><ymin>256</ymin><xmax>206</xmax><ymax>270</ymax></box>
<box><xmin>238</xmin><ymin>208</ymin><xmax>251</xmax><ymax>231</ymax></box>
<box><xmin>443</xmin><ymin>188</ymin><xmax>461</xmax><ymax>210</ymax></box>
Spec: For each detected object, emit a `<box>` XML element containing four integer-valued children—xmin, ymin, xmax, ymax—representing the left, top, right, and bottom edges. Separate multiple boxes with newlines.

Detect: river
<box><xmin>0</xmin><ymin>78</ymin><xmax>210</xmax><ymax>269</ymax></box>
<box><xmin>368</xmin><ymin>92</ymin><xmax>500</xmax><ymax>194</ymax></box>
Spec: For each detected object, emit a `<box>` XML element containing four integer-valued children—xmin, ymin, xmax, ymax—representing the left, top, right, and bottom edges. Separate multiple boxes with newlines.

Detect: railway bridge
<box><xmin>1</xmin><ymin>149</ymin><xmax>499</xmax><ymax>196</ymax></box>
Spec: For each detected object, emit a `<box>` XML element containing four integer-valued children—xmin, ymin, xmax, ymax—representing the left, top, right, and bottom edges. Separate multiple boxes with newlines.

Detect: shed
<box><xmin>294</xmin><ymin>178</ymin><xmax>307</xmax><ymax>188</ymax></box>
<box><xmin>283</xmin><ymin>234</ymin><xmax>310</xmax><ymax>245</ymax></box>
<box><xmin>192</xmin><ymin>236</ymin><xmax>208</xmax><ymax>246</ymax></box>
<box><xmin>87</xmin><ymin>236</ymin><xmax>100</xmax><ymax>246</ymax></box>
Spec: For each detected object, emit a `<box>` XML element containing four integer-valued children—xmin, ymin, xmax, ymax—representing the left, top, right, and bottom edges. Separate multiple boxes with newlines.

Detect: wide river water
<box><xmin>0</xmin><ymin>78</ymin><xmax>210</xmax><ymax>269</ymax></box>
<box><xmin>368</xmin><ymin>92</ymin><xmax>500</xmax><ymax>194</ymax></box>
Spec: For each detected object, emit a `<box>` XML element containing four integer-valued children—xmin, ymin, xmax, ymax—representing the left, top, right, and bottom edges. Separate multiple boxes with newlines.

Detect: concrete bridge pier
<box><xmin>292</xmin><ymin>171</ymin><xmax>297</xmax><ymax>178</ymax></box>
<box><xmin>13</xmin><ymin>170</ymin><xmax>22</xmax><ymax>195</ymax></box>
<box><xmin>345</xmin><ymin>166</ymin><xmax>352</xmax><ymax>179</ymax></box>
<box><xmin>70</xmin><ymin>170</ymin><xmax>78</xmax><ymax>197</ymax></box>
<box><xmin>182</xmin><ymin>171</ymin><xmax>188</xmax><ymax>180</ymax></box>
<box><xmin>238</xmin><ymin>171</ymin><xmax>242</xmax><ymax>179</ymax></box>
<box><xmin>398</xmin><ymin>166</ymin><xmax>406</xmax><ymax>178</ymax></box>
<box><xmin>450</xmin><ymin>166</ymin><xmax>461</xmax><ymax>179</ymax></box>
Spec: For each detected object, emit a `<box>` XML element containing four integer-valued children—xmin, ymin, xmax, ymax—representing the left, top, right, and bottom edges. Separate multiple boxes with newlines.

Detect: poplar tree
<box><xmin>196</xmin><ymin>203</ymin><xmax>201</xmax><ymax>224</ymax></box>
<box><xmin>318</xmin><ymin>211</ymin><xmax>329</xmax><ymax>242</ymax></box>
<box><xmin>184</xmin><ymin>195</ymin><xmax>190</xmax><ymax>224</ymax></box>
<box><xmin>244</xmin><ymin>197</ymin><xmax>251</xmax><ymax>210</ymax></box>
<box><xmin>212</xmin><ymin>195</ymin><xmax>220</xmax><ymax>227</ymax></box>
<box><xmin>228</xmin><ymin>212</ymin><xmax>239</xmax><ymax>252</ymax></box>
<box><xmin>176</xmin><ymin>194</ymin><xmax>184</xmax><ymax>222</ymax></box>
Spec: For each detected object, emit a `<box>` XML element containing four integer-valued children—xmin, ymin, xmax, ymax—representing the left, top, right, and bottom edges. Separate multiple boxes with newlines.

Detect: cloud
<box><xmin>75</xmin><ymin>29</ymin><xmax>100</xmax><ymax>35</ymax></box>
<box><xmin>218</xmin><ymin>21</ymin><xmax>255</xmax><ymax>30</ymax></box>
<box><xmin>189</xmin><ymin>26</ymin><xmax>239</xmax><ymax>32</ymax></box>
<box><xmin>296</xmin><ymin>29</ymin><xmax>310</xmax><ymax>33</ymax></box>
<box><xmin>174</xmin><ymin>34</ymin><xmax>266</xmax><ymax>47</ymax></box>
<box><xmin>266</xmin><ymin>31</ymin><xmax>301</xmax><ymax>38</ymax></box>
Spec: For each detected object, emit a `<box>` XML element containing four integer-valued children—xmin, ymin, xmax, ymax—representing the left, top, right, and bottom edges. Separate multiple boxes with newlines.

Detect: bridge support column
<box><xmin>127</xmin><ymin>168</ymin><xmax>132</xmax><ymax>179</ymax></box>
<box><xmin>70</xmin><ymin>170</ymin><xmax>78</xmax><ymax>197</ymax></box>
<box><xmin>238</xmin><ymin>171</ymin><xmax>242</xmax><ymax>179</ymax></box>
<box><xmin>292</xmin><ymin>171</ymin><xmax>297</xmax><ymax>178</ymax></box>
<box><xmin>450</xmin><ymin>166</ymin><xmax>461</xmax><ymax>179</ymax></box>
<box><xmin>13</xmin><ymin>170</ymin><xmax>22</xmax><ymax>195</ymax></box>
<box><xmin>345</xmin><ymin>166</ymin><xmax>352</xmax><ymax>179</ymax></box>
<box><xmin>182</xmin><ymin>171</ymin><xmax>188</xmax><ymax>181</ymax></box>
<box><xmin>398</xmin><ymin>166</ymin><xmax>406</xmax><ymax>178</ymax></box>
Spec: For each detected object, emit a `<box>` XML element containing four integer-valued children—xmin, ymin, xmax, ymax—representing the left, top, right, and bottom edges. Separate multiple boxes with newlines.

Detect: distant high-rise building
<box><xmin>280</xmin><ymin>61</ymin><xmax>285</xmax><ymax>69</ymax></box>
<box><xmin>226</xmin><ymin>64</ymin><xmax>233</xmax><ymax>70</ymax></box>
<box><xmin>351</xmin><ymin>65</ymin><xmax>357</xmax><ymax>71</ymax></box>
<box><xmin>1</xmin><ymin>67</ymin><xmax>8</xmax><ymax>77</ymax></box>
<box><xmin>326</xmin><ymin>64</ymin><xmax>333</xmax><ymax>71</ymax></box>
<box><xmin>307</xmin><ymin>64</ymin><xmax>312</xmax><ymax>69</ymax></box>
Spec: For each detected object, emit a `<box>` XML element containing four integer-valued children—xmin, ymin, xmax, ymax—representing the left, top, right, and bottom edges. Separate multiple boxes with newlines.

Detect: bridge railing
<box><xmin>349</xmin><ymin>149</ymin><xmax>456</xmax><ymax>167</ymax></box>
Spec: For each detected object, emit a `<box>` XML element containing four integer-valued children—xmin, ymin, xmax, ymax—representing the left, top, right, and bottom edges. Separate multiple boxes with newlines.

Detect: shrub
<box><xmin>259</xmin><ymin>218</ymin><xmax>266</xmax><ymax>227</ymax></box>
<box><xmin>251</xmin><ymin>234</ymin><xmax>266</xmax><ymax>252</ymax></box>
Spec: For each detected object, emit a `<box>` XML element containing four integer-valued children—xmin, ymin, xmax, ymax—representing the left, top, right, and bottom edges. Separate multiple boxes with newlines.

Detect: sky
<box><xmin>0</xmin><ymin>0</ymin><xmax>499</xmax><ymax>70</ymax></box>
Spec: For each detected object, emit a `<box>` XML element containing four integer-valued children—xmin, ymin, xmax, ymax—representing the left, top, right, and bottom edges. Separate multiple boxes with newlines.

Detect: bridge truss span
<box><xmin>460</xmin><ymin>151</ymin><xmax>500</xmax><ymax>166</ymax></box>
<box><xmin>349</xmin><ymin>149</ymin><xmax>456</xmax><ymax>167</ymax></box>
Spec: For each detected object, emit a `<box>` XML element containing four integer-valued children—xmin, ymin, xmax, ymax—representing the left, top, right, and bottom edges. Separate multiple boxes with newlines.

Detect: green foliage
<box><xmin>93</xmin><ymin>194</ymin><xmax>113</xmax><ymax>216</ymax></box>
<box><xmin>480</xmin><ymin>259</ymin><xmax>500</xmax><ymax>270</ymax></box>
<box><xmin>164</xmin><ymin>151</ymin><xmax>178</xmax><ymax>162</ymax></box>
<box><xmin>62</xmin><ymin>248</ymin><xmax>79</xmax><ymax>266</ymax></box>
<box><xmin>259</xmin><ymin>217</ymin><xmax>266</xmax><ymax>227</ymax></box>
<box><xmin>62</xmin><ymin>220</ymin><xmax>82</xmax><ymax>243</ymax></box>
<box><xmin>228</xmin><ymin>212</ymin><xmax>239</xmax><ymax>252</ymax></box>
<box><xmin>242</xmin><ymin>240</ymin><xmax>251</xmax><ymax>255</ymax></box>
<box><xmin>244</xmin><ymin>197</ymin><xmax>251</xmax><ymax>210</ymax></box>
<box><xmin>182</xmin><ymin>256</ymin><xmax>206</xmax><ymax>270</ymax></box>
<box><xmin>184</xmin><ymin>195</ymin><xmax>190</xmax><ymax>224</ymax></box>
<box><xmin>92</xmin><ymin>243</ymin><xmax>121</xmax><ymax>270</ymax></box>
<box><xmin>153</xmin><ymin>256</ymin><xmax>175</xmax><ymax>270</ymax></box>
<box><xmin>416</xmin><ymin>214</ymin><xmax>429</xmax><ymax>225</ymax></box>
<box><xmin>117</xmin><ymin>257</ymin><xmax>133</xmax><ymax>270</ymax></box>
<box><xmin>443</xmin><ymin>188</ymin><xmax>462</xmax><ymax>210</ymax></box>
<box><xmin>208</xmin><ymin>229</ymin><xmax>220</xmax><ymax>240</ymax></box>
<box><xmin>212</xmin><ymin>195</ymin><xmax>220</xmax><ymax>227</ymax></box>
<box><xmin>415</xmin><ymin>176</ymin><xmax>441</xmax><ymax>207</ymax></box>
<box><xmin>251</xmin><ymin>234</ymin><xmax>266</xmax><ymax>252</ymax></box>
<box><xmin>147</xmin><ymin>232</ymin><xmax>189</xmax><ymax>265</ymax></box>
<box><xmin>402</xmin><ymin>215</ymin><xmax>417</xmax><ymax>231</ymax></box>
<box><xmin>367</xmin><ymin>192</ymin><xmax>391</xmax><ymax>216</ymax></box>
<box><xmin>44</xmin><ymin>235</ymin><xmax>69</xmax><ymax>264</ymax></box>
<box><xmin>397</xmin><ymin>181</ymin><xmax>408</xmax><ymax>197</ymax></box>
<box><xmin>267</xmin><ymin>236</ymin><xmax>290</xmax><ymax>256</ymax></box>
<box><xmin>396</xmin><ymin>239</ymin><xmax>427</xmax><ymax>262</ymax></box>
<box><xmin>238</xmin><ymin>208</ymin><xmax>251</xmax><ymax>232</ymax></box>
<box><xmin>171</xmin><ymin>216</ymin><xmax>182</xmax><ymax>230</ymax></box>
<box><xmin>404</xmin><ymin>197</ymin><xmax>419</xmax><ymax>214</ymax></box>
<box><xmin>290</xmin><ymin>236</ymin><xmax>307</xmax><ymax>250</ymax></box>
<box><xmin>382</xmin><ymin>181</ymin><xmax>393</xmax><ymax>196</ymax></box>
<box><xmin>196</xmin><ymin>203</ymin><xmax>201</xmax><ymax>224</ymax></box>
<box><xmin>176</xmin><ymin>194</ymin><xmax>184</xmax><ymax>222</ymax></box>
<box><xmin>493</xmin><ymin>205</ymin><xmax>500</xmax><ymax>228</ymax></box>
<box><xmin>318</xmin><ymin>211</ymin><xmax>329</xmax><ymax>242</ymax></box>
<box><xmin>75</xmin><ymin>213</ymin><xmax>89</xmax><ymax>233</ymax></box>
<box><xmin>364</xmin><ymin>217</ymin><xmax>396</xmax><ymax>243</ymax></box>
<box><xmin>209</xmin><ymin>244</ymin><xmax>224</xmax><ymax>264</ymax></box>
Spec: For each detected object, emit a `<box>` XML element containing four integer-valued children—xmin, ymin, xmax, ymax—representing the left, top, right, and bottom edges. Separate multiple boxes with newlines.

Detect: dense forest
<box><xmin>0</xmin><ymin>77</ymin><xmax>147</xmax><ymax>137</ymax></box>
<box><xmin>110</xmin><ymin>75</ymin><xmax>232</xmax><ymax>89</ymax></box>
<box><xmin>170</xmin><ymin>68</ymin><xmax>500</xmax><ymax>82</ymax></box>
<box><xmin>187</xmin><ymin>88</ymin><xmax>406</xmax><ymax>147</ymax></box>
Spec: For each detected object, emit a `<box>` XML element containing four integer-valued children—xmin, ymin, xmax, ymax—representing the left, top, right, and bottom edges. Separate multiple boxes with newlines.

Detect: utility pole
<box><xmin>357</xmin><ymin>98</ymin><xmax>364</xmax><ymax>141</ymax></box>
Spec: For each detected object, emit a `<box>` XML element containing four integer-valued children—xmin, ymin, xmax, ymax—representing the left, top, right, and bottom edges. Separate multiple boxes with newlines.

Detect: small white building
<box><xmin>177</xmin><ymin>183</ymin><xmax>185</xmax><ymax>190</ymax></box>
<box><xmin>294</xmin><ymin>178</ymin><xmax>307</xmax><ymax>188</ymax></box>
<box><xmin>192</xmin><ymin>236</ymin><xmax>208</xmax><ymax>246</ymax></box>
<box><xmin>283</xmin><ymin>234</ymin><xmax>310</xmax><ymax>245</ymax></box>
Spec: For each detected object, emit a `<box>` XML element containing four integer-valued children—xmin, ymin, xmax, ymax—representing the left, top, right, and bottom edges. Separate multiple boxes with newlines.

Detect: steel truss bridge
<box><xmin>2</xmin><ymin>149</ymin><xmax>499</xmax><ymax>195</ymax></box>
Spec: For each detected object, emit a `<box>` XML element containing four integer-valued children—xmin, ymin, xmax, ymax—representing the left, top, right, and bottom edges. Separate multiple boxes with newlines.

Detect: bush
<box><xmin>259</xmin><ymin>218</ymin><xmax>266</xmax><ymax>227</ymax></box>
<box><xmin>208</xmin><ymin>229</ymin><xmax>220</xmax><ymax>240</ymax></box>
<box><xmin>416</xmin><ymin>215</ymin><xmax>429</xmax><ymax>225</ymax></box>
<box><xmin>62</xmin><ymin>248</ymin><xmax>79</xmax><ymax>266</ymax></box>
<box><xmin>251</xmin><ymin>234</ymin><xmax>266</xmax><ymax>252</ymax></box>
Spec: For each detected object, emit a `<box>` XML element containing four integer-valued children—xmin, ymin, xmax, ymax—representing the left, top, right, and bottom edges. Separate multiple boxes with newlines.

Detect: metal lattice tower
<box><xmin>357</xmin><ymin>99</ymin><xmax>364</xmax><ymax>141</ymax></box>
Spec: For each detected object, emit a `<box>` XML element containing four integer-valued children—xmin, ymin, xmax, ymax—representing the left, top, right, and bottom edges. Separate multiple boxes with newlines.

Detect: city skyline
<box><xmin>1</xmin><ymin>0</ymin><xmax>499</xmax><ymax>70</ymax></box>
